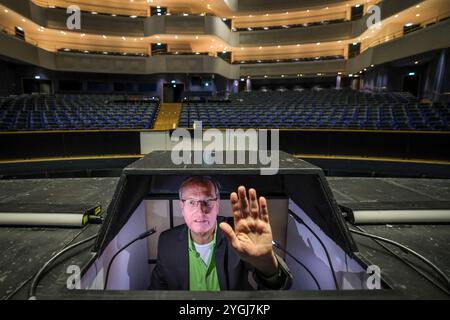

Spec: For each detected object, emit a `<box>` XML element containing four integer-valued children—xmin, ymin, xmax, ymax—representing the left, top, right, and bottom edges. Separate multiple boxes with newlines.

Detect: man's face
<box><xmin>180</xmin><ymin>181</ymin><xmax>219</xmax><ymax>235</ymax></box>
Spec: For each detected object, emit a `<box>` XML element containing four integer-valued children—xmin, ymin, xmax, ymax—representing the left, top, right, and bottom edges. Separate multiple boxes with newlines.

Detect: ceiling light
<box><xmin>130</xmin><ymin>15</ymin><xmax>137</xmax><ymax>18</ymax></box>
<box><xmin>91</xmin><ymin>11</ymin><xmax>98</xmax><ymax>15</ymax></box>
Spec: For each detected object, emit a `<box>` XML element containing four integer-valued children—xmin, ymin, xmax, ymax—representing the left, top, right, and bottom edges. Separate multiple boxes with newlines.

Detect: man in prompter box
<box><xmin>150</xmin><ymin>176</ymin><xmax>292</xmax><ymax>290</ymax></box>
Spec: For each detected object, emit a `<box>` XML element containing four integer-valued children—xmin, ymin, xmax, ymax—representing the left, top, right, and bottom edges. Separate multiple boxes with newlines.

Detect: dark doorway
<box><xmin>402</xmin><ymin>74</ymin><xmax>420</xmax><ymax>97</ymax></box>
<box><xmin>163</xmin><ymin>83</ymin><xmax>184</xmax><ymax>102</ymax></box>
<box><xmin>22</xmin><ymin>79</ymin><xmax>52</xmax><ymax>94</ymax></box>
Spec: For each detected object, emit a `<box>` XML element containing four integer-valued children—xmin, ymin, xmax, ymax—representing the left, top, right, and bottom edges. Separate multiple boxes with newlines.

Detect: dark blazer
<box><xmin>149</xmin><ymin>216</ymin><xmax>292</xmax><ymax>290</ymax></box>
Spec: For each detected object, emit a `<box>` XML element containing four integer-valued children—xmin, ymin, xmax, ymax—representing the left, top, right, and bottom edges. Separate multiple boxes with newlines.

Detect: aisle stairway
<box><xmin>152</xmin><ymin>103</ymin><xmax>181</xmax><ymax>130</ymax></box>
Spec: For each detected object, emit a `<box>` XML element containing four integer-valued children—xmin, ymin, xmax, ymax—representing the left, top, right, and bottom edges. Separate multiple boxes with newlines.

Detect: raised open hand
<box><xmin>219</xmin><ymin>186</ymin><xmax>278</xmax><ymax>276</ymax></box>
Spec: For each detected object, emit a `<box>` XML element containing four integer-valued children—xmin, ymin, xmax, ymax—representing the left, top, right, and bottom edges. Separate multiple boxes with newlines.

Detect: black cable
<box><xmin>104</xmin><ymin>228</ymin><xmax>156</xmax><ymax>290</ymax></box>
<box><xmin>289</xmin><ymin>211</ymin><xmax>340</xmax><ymax>290</ymax></box>
<box><xmin>272</xmin><ymin>241</ymin><xmax>321</xmax><ymax>290</ymax></box>
<box><xmin>28</xmin><ymin>233</ymin><xmax>98</xmax><ymax>300</ymax></box>
<box><xmin>349</xmin><ymin>227</ymin><xmax>450</xmax><ymax>292</ymax></box>
<box><xmin>2</xmin><ymin>275</ymin><xmax>34</xmax><ymax>300</ymax></box>
<box><xmin>4</xmin><ymin>224</ymin><xmax>96</xmax><ymax>300</ymax></box>
<box><xmin>353</xmin><ymin>225</ymin><xmax>450</xmax><ymax>295</ymax></box>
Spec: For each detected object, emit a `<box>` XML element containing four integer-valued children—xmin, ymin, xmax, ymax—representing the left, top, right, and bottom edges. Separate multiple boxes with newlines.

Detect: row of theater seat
<box><xmin>178</xmin><ymin>90</ymin><xmax>450</xmax><ymax>131</ymax></box>
<box><xmin>234</xmin><ymin>18</ymin><xmax>347</xmax><ymax>32</ymax></box>
<box><xmin>0</xmin><ymin>94</ymin><xmax>159</xmax><ymax>131</ymax></box>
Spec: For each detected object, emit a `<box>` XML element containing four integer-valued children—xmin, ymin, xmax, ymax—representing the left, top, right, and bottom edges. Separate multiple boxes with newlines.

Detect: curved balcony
<box><xmin>1</xmin><ymin>16</ymin><xmax>449</xmax><ymax>79</ymax></box>
<box><xmin>0</xmin><ymin>0</ymin><xmax>424</xmax><ymax>47</ymax></box>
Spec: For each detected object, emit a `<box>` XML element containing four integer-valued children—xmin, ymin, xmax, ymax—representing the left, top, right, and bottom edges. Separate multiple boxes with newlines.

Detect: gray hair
<box><xmin>178</xmin><ymin>176</ymin><xmax>220</xmax><ymax>200</ymax></box>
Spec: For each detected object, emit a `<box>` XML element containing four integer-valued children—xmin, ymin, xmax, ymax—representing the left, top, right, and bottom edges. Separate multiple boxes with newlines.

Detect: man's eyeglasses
<box><xmin>181</xmin><ymin>198</ymin><xmax>218</xmax><ymax>209</ymax></box>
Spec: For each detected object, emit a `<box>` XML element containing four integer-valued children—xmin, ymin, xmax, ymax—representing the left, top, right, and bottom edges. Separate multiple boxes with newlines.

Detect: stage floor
<box><xmin>0</xmin><ymin>177</ymin><xmax>449</xmax><ymax>299</ymax></box>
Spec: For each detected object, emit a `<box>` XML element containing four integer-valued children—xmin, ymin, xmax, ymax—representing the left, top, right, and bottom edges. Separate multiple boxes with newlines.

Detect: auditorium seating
<box><xmin>233</xmin><ymin>18</ymin><xmax>347</xmax><ymax>32</ymax></box>
<box><xmin>233</xmin><ymin>55</ymin><xmax>344</xmax><ymax>64</ymax></box>
<box><xmin>178</xmin><ymin>90</ymin><xmax>450</xmax><ymax>131</ymax></box>
<box><xmin>0</xmin><ymin>94</ymin><xmax>159</xmax><ymax>131</ymax></box>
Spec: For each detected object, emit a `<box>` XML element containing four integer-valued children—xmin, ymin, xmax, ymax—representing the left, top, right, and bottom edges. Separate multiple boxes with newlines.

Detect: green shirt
<box><xmin>188</xmin><ymin>224</ymin><xmax>220</xmax><ymax>291</ymax></box>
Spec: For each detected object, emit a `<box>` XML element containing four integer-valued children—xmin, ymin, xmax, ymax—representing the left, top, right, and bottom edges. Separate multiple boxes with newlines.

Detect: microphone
<box><xmin>104</xmin><ymin>228</ymin><xmax>156</xmax><ymax>290</ymax></box>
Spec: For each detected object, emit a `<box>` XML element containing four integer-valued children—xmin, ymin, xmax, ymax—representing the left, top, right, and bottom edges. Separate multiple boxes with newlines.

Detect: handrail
<box><xmin>361</xmin><ymin>11</ymin><xmax>450</xmax><ymax>53</ymax></box>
